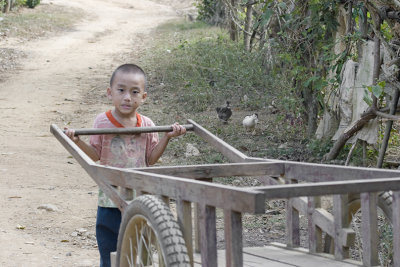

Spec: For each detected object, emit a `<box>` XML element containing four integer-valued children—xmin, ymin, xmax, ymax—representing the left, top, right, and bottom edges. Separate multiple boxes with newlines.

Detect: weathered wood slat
<box><xmin>286</xmin><ymin>199</ymin><xmax>300</xmax><ymax>247</ymax></box>
<box><xmin>177</xmin><ymin>198</ymin><xmax>193</xmax><ymax>266</ymax></box>
<box><xmin>308</xmin><ymin>197</ymin><xmax>322</xmax><ymax>253</ymax></box>
<box><xmin>51</xmin><ymin>124</ymin><xmax>128</xmax><ymax>211</ymax></box>
<box><xmin>360</xmin><ymin>192</ymin><xmax>379</xmax><ymax>266</ymax></box>
<box><xmin>98</xmin><ymin>166</ymin><xmax>266</xmax><ymax>213</ymax></box>
<box><xmin>253</xmin><ymin>177</ymin><xmax>400</xmax><ymax>199</ymax></box>
<box><xmin>199</xmin><ymin>204</ymin><xmax>217</xmax><ymax>267</ymax></box>
<box><xmin>333</xmin><ymin>194</ymin><xmax>350</xmax><ymax>260</ymax></box>
<box><xmin>188</xmin><ymin>119</ymin><xmax>248</xmax><ymax>162</ymax></box>
<box><xmin>70</xmin><ymin>124</ymin><xmax>194</xmax><ymax>135</ymax></box>
<box><xmin>133</xmin><ymin>162</ymin><xmax>285</xmax><ymax>179</ymax></box>
<box><xmin>282</xmin><ymin>160</ymin><xmax>400</xmax><ymax>182</ymax></box>
<box><xmin>224</xmin><ymin>210</ymin><xmax>243</xmax><ymax>267</ymax></box>
<box><xmin>393</xmin><ymin>191</ymin><xmax>400</xmax><ymax>267</ymax></box>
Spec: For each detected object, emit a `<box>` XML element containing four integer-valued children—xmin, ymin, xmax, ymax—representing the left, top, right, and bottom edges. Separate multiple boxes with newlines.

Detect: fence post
<box><xmin>199</xmin><ymin>204</ymin><xmax>217</xmax><ymax>267</ymax></box>
<box><xmin>333</xmin><ymin>194</ymin><xmax>350</xmax><ymax>259</ymax></box>
<box><xmin>286</xmin><ymin>179</ymin><xmax>300</xmax><ymax>247</ymax></box>
<box><xmin>177</xmin><ymin>198</ymin><xmax>194</xmax><ymax>266</ymax></box>
<box><xmin>360</xmin><ymin>192</ymin><xmax>379</xmax><ymax>266</ymax></box>
<box><xmin>224</xmin><ymin>210</ymin><xmax>243</xmax><ymax>267</ymax></box>
<box><xmin>308</xmin><ymin>196</ymin><xmax>322</xmax><ymax>253</ymax></box>
<box><xmin>393</xmin><ymin>191</ymin><xmax>400</xmax><ymax>266</ymax></box>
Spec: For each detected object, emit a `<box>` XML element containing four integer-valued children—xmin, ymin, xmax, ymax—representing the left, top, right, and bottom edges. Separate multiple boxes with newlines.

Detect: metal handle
<box><xmin>65</xmin><ymin>124</ymin><xmax>194</xmax><ymax>136</ymax></box>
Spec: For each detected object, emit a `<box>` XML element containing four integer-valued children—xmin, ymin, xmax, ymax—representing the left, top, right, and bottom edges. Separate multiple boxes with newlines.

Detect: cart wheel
<box><xmin>116</xmin><ymin>195</ymin><xmax>190</xmax><ymax>267</ymax></box>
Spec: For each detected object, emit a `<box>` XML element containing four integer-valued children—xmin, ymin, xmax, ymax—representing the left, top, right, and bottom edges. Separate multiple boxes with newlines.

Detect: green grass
<box><xmin>137</xmin><ymin>20</ymin><xmax>310</xmax><ymax>164</ymax></box>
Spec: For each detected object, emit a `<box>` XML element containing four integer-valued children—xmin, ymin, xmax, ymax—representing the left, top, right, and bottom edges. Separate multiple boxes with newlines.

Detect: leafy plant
<box><xmin>26</xmin><ymin>0</ymin><xmax>39</xmax><ymax>8</ymax></box>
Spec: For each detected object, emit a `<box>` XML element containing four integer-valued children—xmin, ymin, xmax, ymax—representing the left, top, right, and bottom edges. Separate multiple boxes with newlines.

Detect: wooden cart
<box><xmin>51</xmin><ymin>120</ymin><xmax>400</xmax><ymax>267</ymax></box>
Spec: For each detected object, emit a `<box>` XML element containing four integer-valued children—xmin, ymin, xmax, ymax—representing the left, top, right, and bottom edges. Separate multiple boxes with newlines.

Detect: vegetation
<box><xmin>0</xmin><ymin>4</ymin><xmax>84</xmax><ymax>39</ymax></box>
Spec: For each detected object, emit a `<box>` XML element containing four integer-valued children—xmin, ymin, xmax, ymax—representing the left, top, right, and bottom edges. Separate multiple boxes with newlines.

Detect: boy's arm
<box><xmin>148</xmin><ymin>123</ymin><xmax>186</xmax><ymax>165</ymax></box>
<box><xmin>64</xmin><ymin>128</ymin><xmax>100</xmax><ymax>162</ymax></box>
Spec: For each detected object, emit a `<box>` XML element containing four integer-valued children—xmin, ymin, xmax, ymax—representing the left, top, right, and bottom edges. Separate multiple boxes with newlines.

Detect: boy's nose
<box><xmin>123</xmin><ymin>93</ymin><xmax>131</xmax><ymax>101</ymax></box>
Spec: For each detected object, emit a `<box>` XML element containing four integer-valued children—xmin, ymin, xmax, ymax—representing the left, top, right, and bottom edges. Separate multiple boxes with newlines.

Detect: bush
<box><xmin>26</xmin><ymin>0</ymin><xmax>39</xmax><ymax>8</ymax></box>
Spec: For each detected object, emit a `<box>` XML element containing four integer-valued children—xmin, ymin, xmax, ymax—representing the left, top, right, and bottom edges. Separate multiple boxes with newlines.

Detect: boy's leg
<box><xmin>96</xmin><ymin>206</ymin><xmax>122</xmax><ymax>267</ymax></box>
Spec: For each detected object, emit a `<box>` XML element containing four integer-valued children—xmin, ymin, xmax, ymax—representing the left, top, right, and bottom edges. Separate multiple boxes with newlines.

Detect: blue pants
<box><xmin>96</xmin><ymin>206</ymin><xmax>121</xmax><ymax>267</ymax></box>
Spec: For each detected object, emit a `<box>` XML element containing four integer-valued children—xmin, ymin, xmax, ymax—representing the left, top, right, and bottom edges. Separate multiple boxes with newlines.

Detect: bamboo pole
<box><xmin>66</xmin><ymin>124</ymin><xmax>194</xmax><ymax>136</ymax></box>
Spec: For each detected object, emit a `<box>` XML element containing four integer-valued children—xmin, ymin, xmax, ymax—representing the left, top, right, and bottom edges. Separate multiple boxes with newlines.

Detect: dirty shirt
<box><xmin>90</xmin><ymin>110</ymin><xmax>159</xmax><ymax>208</ymax></box>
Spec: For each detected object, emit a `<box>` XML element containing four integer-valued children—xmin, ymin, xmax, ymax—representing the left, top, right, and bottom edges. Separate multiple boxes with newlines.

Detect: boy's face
<box><xmin>107</xmin><ymin>71</ymin><xmax>147</xmax><ymax>117</ymax></box>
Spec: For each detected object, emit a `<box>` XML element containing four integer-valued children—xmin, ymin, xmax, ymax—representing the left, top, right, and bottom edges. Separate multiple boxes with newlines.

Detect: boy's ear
<box><xmin>141</xmin><ymin>92</ymin><xmax>147</xmax><ymax>102</ymax></box>
<box><xmin>107</xmin><ymin>87</ymin><xmax>112</xmax><ymax>100</ymax></box>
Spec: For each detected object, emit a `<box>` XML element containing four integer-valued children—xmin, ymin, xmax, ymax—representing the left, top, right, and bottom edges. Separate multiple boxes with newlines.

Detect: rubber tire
<box><xmin>116</xmin><ymin>195</ymin><xmax>190</xmax><ymax>267</ymax></box>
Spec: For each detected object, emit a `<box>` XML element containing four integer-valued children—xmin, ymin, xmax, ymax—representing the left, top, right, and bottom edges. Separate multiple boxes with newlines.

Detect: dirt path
<box><xmin>0</xmin><ymin>0</ymin><xmax>193</xmax><ymax>266</ymax></box>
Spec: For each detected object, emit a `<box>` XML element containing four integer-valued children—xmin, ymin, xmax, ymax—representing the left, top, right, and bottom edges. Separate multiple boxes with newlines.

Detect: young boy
<box><xmin>65</xmin><ymin>64</ymin><xmax>186</xmax><ymax>267</ymax></box>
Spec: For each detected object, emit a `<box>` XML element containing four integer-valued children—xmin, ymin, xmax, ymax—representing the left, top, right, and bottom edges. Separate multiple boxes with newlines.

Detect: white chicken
<box><xmin>242</xmin><ymin>113</ymin><xmax>259</xmax><ymax>134</ymax></box>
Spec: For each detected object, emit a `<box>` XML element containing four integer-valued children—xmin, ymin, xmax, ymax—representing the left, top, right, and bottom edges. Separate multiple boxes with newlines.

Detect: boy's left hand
<box><xmin>166</xmin><ymin>122</ymin><xmax>186</xmax><ymax>138</ymax></box>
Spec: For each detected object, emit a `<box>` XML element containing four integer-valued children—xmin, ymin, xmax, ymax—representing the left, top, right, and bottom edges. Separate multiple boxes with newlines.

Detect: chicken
<box><xmin>242</xmin><ymin>113</ymin><xmax>259</xmax><ymax>134</ymax></box>
<box><xmin>216</xmin><ymin>101</ymin><xmax>232</xmax><ymax>123</ymax></box>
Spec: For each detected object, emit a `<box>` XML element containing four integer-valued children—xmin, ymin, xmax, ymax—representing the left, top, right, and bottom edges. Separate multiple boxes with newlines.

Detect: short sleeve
<box><xmin>89</xmin><ymin>117</ymin><xmax>102</xmax><ymax>159</ymax></box>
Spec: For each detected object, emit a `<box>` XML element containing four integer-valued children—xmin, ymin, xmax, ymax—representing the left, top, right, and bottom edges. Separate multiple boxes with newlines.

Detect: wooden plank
<box><xmin>177</xmin><ymin>198</ymin><xmax>193</xmax><ymax>266</ymax></box>
<box><xmin>312</xmin><ymin>208</ymin><xmax>334</xmax><ymax>237</ymax></box>
<box><xmin>249</xmin><ymin>244</ymin><xmax>361</xmax><ymax>266</ymax></box>
<box><xmin>51</xmin><ymin>124</ymin><xmax>128</xmax><ymax>211</ymax></box>
<box><xmin>254</xmin><ymin>177</ymin><xmax>400</xmax><ymax>199</ymax></box>
<box><xmin>360</xmin><ymin>192</ymin><xmax>379</xmax><ymax>266</ymax></box>
<box><xmin>70</xmin><ymin>124</ymin><xmax>194</xmax><ymax>135</ymax></box>
<box><xmin>393</xmin><ymin>191</ymin><xmax>400</xmax><ymax>267</ymax></box>
<box><xmin>199</xmin><ymin>204</ymin><xmax>217</xmax><ymax>267</ymax></box>
<box><xmin>188</xmin><ymin>119</ymin><xmax>248</xmax><ymax>162</ymax></box>
<box><xmin>97</xmin><ymin>166</ymin><xmax>266</xmax><ymax>214</ymax></box>
<box><xmin>333</xmin><ymin>194</ymin><xmax>350</xmax><ymax>260</ymax></box>
<box><xmin>286</xmin><ymin>198</ymin><xmax>300</xmax><ymax>248</ymax></box>
<box><xmin>283</xmin><ymin>160</ymin><xmax>400</xmax><ymax>182</ymax></box>
<box><xmin>308</xmin><ymin>197</ymin><xmax>322</xmax><ymax>253</ymax></box>
<box><xmin>194</xmin><ymin>203</ymin><xmax>201</xmax><ymax>253</ymax></box>
<box><xmin>224</xmin><ymin>210</ymin><xmax>243</xmax><ymax>267</ymax></box>
<box><xmin>133</xmin><ymin>162</ymin><xmax>285</xmax><ymax>179</ymax></box>
<box><xmin>193</xmin><ymin>248</ymin><xmax>294</xmax><ymax>266</ymax></box>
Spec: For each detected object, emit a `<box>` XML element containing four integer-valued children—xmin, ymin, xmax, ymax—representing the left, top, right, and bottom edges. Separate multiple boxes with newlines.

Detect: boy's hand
<box><xmin>166</xmin><ymin>122</ymin><xmax>186</xmax><ymax>138</ymax></box>
<box><xmin>64</xmin><ymin>127</ymin><xmax>80</xmax><ymax>143</ymax></box>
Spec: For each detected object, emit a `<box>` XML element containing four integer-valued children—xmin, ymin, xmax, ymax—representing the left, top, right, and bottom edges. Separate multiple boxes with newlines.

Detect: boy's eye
<box><xmin>132</xmin><ymin>90</ymin><xmax>139</xmax><ymax>94</ymax></box>
<box><xmin>118</xmin><ymin>88</ymin><xmax>124</xmax><ymax>92</ymax></box>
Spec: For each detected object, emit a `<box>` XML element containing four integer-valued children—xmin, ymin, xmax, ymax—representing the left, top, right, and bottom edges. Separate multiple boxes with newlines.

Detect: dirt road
<box><xmin>0</xmin><ymin>0</ymin><xmax>193</xmax><ymax>266</ymax></box>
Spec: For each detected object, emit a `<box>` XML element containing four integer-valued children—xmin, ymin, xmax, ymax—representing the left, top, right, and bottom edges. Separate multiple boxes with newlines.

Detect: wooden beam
<box><xmin>253</xmin><ymin>177</ymin><xmax>400</xmax><ymax>199</ymax></box>
<box><xmin>199</xmin><ymin>204</ymin><xmax>217</xmax><ymax>267</ymax></box>
<box><xmin>188</xmin><ymin>119</ymin><xmax>248</xmax><ymax>162</ymax></box>
<box><xmin>333</xmin><ymin>194</ymin><xmax>350</xmax><ymax>260</ymax></box>
<box><xmin>70</xmin><ymin>124</ymin><xmax>194</xmax><ymax>135</ymax></box>
<box><xmin>98</xmin><ymin>166</ymin><xmax>266</xmax><ymax>214</ymax></box>
<box><xmin>361</xmin><ymin>192</ymin><xmax>379</xmax><ymax>266</ymax></box>
<box><xmin>282</xmin><ymin>160</ymin><xmax>400</xmax><ymax>182</ymax></box>
<box><xmin>177</xmin><ymin>198</ymin><xmax>193</xmax><ymax>266</ymax></box>
<box><xmin>308</xmin><ymin>197</ymin><xmax>322</xmax><ymax>253</ymax></box>
<box><xmin>224</xmin><ymin>210</ymin><xmax>243</xmax><ymax>267</ymax></box>
<box><xmin>51</xmin><ymin>124</ymin><xmax>128</xmax><ymax>211</ymax></box>
<box><xmin>393</xmin><ymin>191</ymin><xmax>400</xmax><ymax>267</ymax></box>
<box><xmin>134</xmin><ymin>162</ymin><xmax>285</xmax><ymax>179</ymax></box>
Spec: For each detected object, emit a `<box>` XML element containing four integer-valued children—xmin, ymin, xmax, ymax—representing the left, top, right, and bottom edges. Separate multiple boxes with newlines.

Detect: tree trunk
<box><xmin>303</xmin><ymin>86</ymin><xmax>318</xmax><ymax>137</ymax></box>
<box><xmin>323</xmin><ymin>108</ymin><xmax>377</xmax><ymax>161</ymax></box>
<box><xmin>4</xmin><ymin>0</ymin><xmax>11</xmax><ymax>13</ymax></box>
<box><xmin>376</xmin><ymin>89</ymin><xmax>400</xmax><ymax>168</ymax></box>
<box><xmin>244</xmin><ymin>4</ymin><xmax>253</xmax><ymax>51</ymax></box>
<box><xmin>229</xmin><ymin>0</ymin><xmax>238</xmax><ymax>41</ymax></box>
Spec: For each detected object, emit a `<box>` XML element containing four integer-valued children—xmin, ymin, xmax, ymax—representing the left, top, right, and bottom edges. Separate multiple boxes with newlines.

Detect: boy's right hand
<box><xmin>64</xmin><ymin>128</ymin><xmax>80</xmax><ymax>143</ymax></box>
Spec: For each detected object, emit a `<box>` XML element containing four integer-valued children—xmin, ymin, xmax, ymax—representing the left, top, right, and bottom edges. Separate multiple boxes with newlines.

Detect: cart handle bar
<box><xmin>65</xmin><ymin>124</ymin><xmax>194</xmax><ymax>136</ymax></box>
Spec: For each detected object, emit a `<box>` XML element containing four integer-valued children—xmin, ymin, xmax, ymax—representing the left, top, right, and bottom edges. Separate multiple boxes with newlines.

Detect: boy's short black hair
<box><xmin>110</xmin><ymin>64</ymin><xmax>147</xmax><ymax>89</ymax></box>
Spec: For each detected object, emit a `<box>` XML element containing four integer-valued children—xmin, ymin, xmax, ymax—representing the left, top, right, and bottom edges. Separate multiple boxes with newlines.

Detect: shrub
<box><xmin>26</xmin><ymin>0</ymin><xmax>39</xmax><ymax>8</ymax></box>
